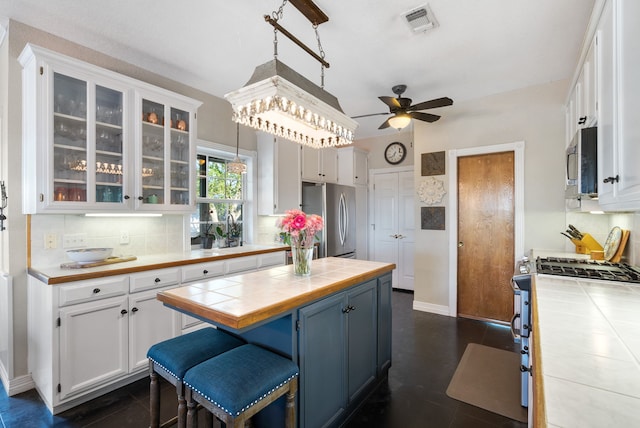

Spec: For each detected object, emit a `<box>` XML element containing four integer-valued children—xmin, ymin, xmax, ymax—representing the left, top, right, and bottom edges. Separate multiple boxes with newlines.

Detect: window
<box><xmin>191</xmin><ymin>153</ymin><xmax>244</xmax><ymax>247</ymax></box>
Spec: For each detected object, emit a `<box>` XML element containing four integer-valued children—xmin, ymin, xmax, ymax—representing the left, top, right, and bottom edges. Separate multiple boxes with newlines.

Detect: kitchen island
<box><xmin>533</xmin><ymin>274</ymin><xmax>640</xmax><ymax>427</ymax></box>
<box><xmin>158</xmin><ymin>257</ymin><xmax>395</xmax><ymax>428</ymax></box>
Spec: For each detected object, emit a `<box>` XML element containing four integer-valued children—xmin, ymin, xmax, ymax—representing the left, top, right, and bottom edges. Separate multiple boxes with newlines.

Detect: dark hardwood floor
<box><xmin>0</xmin><ymin>291</ymin><xmax>528</xmax><ymax>427</ymax></box>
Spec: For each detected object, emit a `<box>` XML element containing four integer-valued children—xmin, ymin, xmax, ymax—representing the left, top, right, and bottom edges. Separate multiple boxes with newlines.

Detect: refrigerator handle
<box><xmin>339</xmin><ymin>193</ymin><xmax>346</xmax><ymax>245</ymax></box>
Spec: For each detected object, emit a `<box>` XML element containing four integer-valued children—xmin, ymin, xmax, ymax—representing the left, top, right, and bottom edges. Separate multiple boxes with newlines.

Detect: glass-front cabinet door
<box><xmin>137</xmin><ymin>92</ymin><xmax>196</xmax><ymax>211</ymax></box>
<box><xmin>51</xmin><ymin>71</ymin><xmax>128</xmax><ymax>209</ymax></box>
<box><xmin>20</xmin><ymin>44</ymin><xmax>201</xmax><ymax>214</ymax></box>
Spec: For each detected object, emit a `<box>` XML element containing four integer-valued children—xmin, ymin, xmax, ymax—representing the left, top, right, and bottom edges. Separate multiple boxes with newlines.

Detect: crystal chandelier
<box><xmin>225</xmin><ymin>0</ymin><xmax>357</xmax><ymax>149</ymax></box>
<box><xmin>227</xmin><ymin>122</ymin><xmax>247</xmax><ymax>174</ymax></box>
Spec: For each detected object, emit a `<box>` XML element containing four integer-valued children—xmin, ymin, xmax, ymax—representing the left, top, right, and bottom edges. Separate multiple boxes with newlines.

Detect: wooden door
<box><xmin>457</xmin><ymin>151</ymin><xmax>514</xmax><ymax>322</ymax></box>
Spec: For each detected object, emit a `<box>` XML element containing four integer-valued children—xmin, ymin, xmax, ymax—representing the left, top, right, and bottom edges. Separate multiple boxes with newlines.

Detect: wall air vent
<box><xmin>402</xmin><ymin>4</ymin><xmax>439</xmax><ymax>33</ymax></box>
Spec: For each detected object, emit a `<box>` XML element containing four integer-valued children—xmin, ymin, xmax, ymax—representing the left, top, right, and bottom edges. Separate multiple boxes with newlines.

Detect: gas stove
<box><xmin>535</xmin><ymin>257</ymin><xmax>640</xmax><ymax>283</ymax></box>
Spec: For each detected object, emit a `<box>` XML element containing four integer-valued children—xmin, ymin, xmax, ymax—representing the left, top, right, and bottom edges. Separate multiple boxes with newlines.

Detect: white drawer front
<box><xmin>129</xmin><ymin>268</ymin><xmax>181</xmax><ymax>293</ymax></box>
<box><xmin>58</xmin><ymin>276</ymin><xmax>129</xmax><ymax>307</ymax></box>
<box><xmin>181</xmin><ymin>261</ymin><xmax>225</xmax><ymax>283</ymax></box>
<box><xmin>259</xmin><ymin>251</ymin><xmax>286</xmax><ymax>269</ymax></box>
<box><xmin>225</xmin><ymin>255</ymin><xmax>258</xmax><ymax>275</ymax></box>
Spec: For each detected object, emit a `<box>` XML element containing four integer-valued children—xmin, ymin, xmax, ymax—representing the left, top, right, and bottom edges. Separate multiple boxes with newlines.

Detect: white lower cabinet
<box><xmin>59</xmin><ymin>294</ymin><xmax>129</xmax><ymax>400</ymax></box>
<box><xmin>28</xmin><ymin>270</ymin><xmax>179</xmax><ymax>413</ymax></box>
<box><xmin>28</xmin><ymin>251</ymin><xmax>287</xmax><ymax>414</ymax></box>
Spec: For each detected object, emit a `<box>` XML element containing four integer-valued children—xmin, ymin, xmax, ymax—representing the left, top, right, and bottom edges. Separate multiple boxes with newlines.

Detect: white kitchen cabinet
<box><xmin>28</xmin><ymin>269</ymin><xmax>180</xmax><ymax>413</ymax></box>
<box><xmin>19</xmin><ymin>43</ymin><xmax>200</xmax><ymax>214</ymax></box>
<box><xmin>257</xmin><ymin>133</ymin><xmax>301</xmax><ymax>215</ymax></box>
<box><xmin>597</xmin><ymin>0</ymin><xmax>640</xmax><ymax>210</ymax></box>
<box><xmin>128</xmin><ymin>286</ymin><xmax>180</xmax><ymax>372</ymax></box>
<box><xmin>258</xmin><ymin>251</ymin><xmax>286</xmax><ymax>270</ymax></box>
<box><xmin>301</xmin><ymin>146</ymin><xmax>338</xmax><ymax>183</ymax></box>
<box><xmin>565</xmin><ymin>26</ymin><xmax>599</xmax><ymax>146</ymax></box>
<box><xmin>338</xmin><ymin>147</ymin><xmax>369</xmax><ymax>186</ymax></box>
<box><xmin>134</xmin><ymin>89</ymin><xmax>199</xmax><ymax>211</ymax></box>
<box><xmin>58</xmin><ymin>294</ymin><xmax>129</xmax><ymax>400</ymax></box>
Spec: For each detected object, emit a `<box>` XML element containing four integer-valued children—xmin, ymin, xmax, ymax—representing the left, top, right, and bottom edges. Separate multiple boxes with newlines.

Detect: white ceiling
<box><xmin>2</xmin><ymin>0</ymin><xmax>595</xmax><ymax>139</ymax></box>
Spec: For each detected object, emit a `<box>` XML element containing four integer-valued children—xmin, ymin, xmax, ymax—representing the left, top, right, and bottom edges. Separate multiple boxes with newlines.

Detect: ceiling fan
<box><xmin>352</xmin><ymin>84</ymin><xmax>453</xmax><ymax>130</ymax></box>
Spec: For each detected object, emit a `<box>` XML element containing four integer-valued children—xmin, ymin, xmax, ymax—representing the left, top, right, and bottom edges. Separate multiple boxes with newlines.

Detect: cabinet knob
<box><xmin>123</xmin><ymin>195</ymin><xmax>130</xmax><ymax>200</ymax></box>
<box><xmin>578</xmin><ymin>116</ymin><xmax>587</xmax><ymax>125</ymax></box>
<box><xmin>138</xmin><ymin>196</ymin><xmax>144</xmax><ymax>201</ymax></box>
<box><xmin>603</xmin><ymin>175</ymin><xmax>619</xmax><ymax>184</ymax></box>
<box><xmin>93</xmin><ymin>288</ymin><xmax>101</xmax><ymax>294</ymax></box>
<box><xmin>120</xmin><ymin>309</ymin><xmax>128</xmax><ymax>315</ymax></box>
<box><xmin>520</xmin><ymin>364</ymin><xmax>532</xmax><ymax>373</ymax></box>
<box><xmin>154</xmin><ymin>278</ymin><xmax>161</xmax><ymax>283</ymax></box>
<box><xmin>203</xmin><ymin>269</ymin><xmax>209</xmax><ymax>275</ymax></box>
<box><xmin>131</xmin><ymin>307</ymin><xmax>138</xmax><ymax>313</ymax></box>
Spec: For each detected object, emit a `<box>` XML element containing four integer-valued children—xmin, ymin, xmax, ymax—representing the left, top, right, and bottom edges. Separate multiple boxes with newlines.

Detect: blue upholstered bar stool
<box><xmin>147</xmin><ymin>327</ymin><xmax>245</xmax><ymax>428</ymax></box>
<box><xmin>184</xmin><ymin>344</ymin><xmax>299</xmax><ymax>428</ymax></box>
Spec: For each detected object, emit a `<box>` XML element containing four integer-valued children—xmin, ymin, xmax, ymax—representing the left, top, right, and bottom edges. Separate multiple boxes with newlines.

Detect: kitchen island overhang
<box><xmin>157</xmin><ymin>257</ymin><xmax>395</xmax><ymax>331</ymax></box>
<box><xmin>157</xmin><ymin>257</ymin><xmax>395</xmax><ymax>428</ymax></box>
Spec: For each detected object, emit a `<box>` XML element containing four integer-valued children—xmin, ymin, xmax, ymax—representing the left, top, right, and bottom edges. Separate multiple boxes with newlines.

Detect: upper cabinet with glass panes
<box><xmin>19</xmin><ymin>43</ymin><xmax>202</xmax><ymax>214</ymax></box>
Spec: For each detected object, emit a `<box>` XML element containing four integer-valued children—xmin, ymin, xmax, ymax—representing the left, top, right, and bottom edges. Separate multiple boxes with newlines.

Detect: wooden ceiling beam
<box><xmin>289</xmin><ymin>0</ymin><xmax>329</xmax><ymax>25</ymax></box>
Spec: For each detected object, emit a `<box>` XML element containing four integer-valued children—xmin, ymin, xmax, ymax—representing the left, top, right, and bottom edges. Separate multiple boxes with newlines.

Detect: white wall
<box><xmin>0</xmin><ymin>19</ymin><xmax>253</xmax><ymax>392</ymax></box>
<box><xmin>412</xmin><ymin>80</ymin><xmax>569</xmax><ymax>309</ymax></box>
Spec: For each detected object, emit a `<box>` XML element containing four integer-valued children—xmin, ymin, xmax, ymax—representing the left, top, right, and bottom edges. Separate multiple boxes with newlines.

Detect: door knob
<box><xmin>458</xmin><ymin>242</ymin><xmax>464</xmax><ymax>247</ymax></box>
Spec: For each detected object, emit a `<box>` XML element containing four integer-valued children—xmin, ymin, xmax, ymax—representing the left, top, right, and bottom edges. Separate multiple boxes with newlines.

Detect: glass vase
<box><xmin>291</xmin><ymin>246</ymin><xmax>313</xmax><ymax>276</ymax></box>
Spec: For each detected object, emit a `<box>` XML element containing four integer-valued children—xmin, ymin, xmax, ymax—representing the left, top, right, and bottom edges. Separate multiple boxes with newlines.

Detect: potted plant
<box><xmin>201</xmin><ymin>210</ymin><xmax>216</xmax><ymax>249</ymax></box>
<box><xmin>216</xmin><ymin>214</ymin><xmax>242</xmax><ymax>247</ymax></box>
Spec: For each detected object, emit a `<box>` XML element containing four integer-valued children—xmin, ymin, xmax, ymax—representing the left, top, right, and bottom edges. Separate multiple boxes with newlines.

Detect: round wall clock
<box><xmin>384</xmin><ymin>142</ymin><xmax>407</xmax><ymax>165</ymax></box>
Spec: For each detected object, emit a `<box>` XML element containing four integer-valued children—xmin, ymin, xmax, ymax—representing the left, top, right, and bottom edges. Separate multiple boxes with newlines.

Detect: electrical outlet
<box><xmin>63</xmin><ymin>233</ymin><xmax>87</xmax><ymax>248</ymax></box>
<box><xmin>120</xmin><ymin>230</ymin><xmax>130</xmax><ymax>245</ymax></box>
<box><xmin>44</xmin><ymin>233</ymin><xmax>57</xmax><ymax>249</ymax></box>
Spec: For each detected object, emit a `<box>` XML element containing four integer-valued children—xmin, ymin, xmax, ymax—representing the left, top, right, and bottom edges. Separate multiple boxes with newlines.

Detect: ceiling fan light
<box><xmin>388</xmin><ymin>114</ymin><xmax>412</xmax><ymax>130</ymax></box>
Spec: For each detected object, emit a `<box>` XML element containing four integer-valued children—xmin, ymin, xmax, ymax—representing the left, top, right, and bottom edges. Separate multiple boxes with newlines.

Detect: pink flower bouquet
<box><xmin>277</xmin><ymin>209</ymin><xmax>324</xmax><ymax>248</ymax></box>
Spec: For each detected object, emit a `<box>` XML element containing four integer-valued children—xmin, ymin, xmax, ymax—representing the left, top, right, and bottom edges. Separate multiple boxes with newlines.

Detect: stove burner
<box><xmin>535</xmin><ymin>257</ymin><xmax>640</xmax><ymax>283</ymax></box>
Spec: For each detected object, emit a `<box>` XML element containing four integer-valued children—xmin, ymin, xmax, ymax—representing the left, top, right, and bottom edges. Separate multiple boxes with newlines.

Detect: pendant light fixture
<box><xmin>227</xmin><ymin>122</ymin><xmax>247</xmax><ymax>174</ymax></box>
<box><xmin>225</xmin><ymin>0</ymin><xmax>357</xmax><ymax>149</ymax></box>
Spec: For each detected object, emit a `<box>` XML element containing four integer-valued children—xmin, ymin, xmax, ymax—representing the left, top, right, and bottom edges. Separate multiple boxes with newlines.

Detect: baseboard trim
<box><xmin>1</xmin><ymin>370</ymin><xmax>35</xmax><ymax>396</ymax></box>
<box><xmin>412</xmin><ymin>300</ymin><xmax>452</xmax><ymax>316</ymax></box>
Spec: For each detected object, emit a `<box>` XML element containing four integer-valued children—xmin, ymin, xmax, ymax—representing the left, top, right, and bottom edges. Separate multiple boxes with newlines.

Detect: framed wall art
<box><xmin>421</xmin><ymin>206</ymin><xmax>445</xmax><ymax>230</ymax></box>
<box><xmin>421</xmin><ymin>151</ymin><xmax>445</xmax><ymax>176</ymax></box>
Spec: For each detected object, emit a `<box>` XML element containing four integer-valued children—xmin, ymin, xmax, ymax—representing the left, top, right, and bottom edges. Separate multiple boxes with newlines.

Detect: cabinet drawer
<box><xmin>129</xmin><ymin>268</ymin><xmax>181</xmax><ymax>293</ymax></box>
<box><xmin>225</xmin><ymin>256</ymin><xmax>258</xmax><ymax>275</ymax></box>
<box><xmin>58</xmin><ymin>276</ymin><xmax>129</xmax><ymax>307</ymax></box>
<box><xmin>181</xmin><ymin>261</ymin><xmax>225</xmax><ymax>283</ymax></box>
<box><xmin>258</xmin><ymin>251</ymin><xmax>286</xmax><ymax>269</ymax></box>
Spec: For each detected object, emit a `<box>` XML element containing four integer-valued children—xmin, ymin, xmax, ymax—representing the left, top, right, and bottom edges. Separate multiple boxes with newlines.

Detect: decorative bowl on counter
<box><xmin>66</xmin><ymin>248</ymin><xmax>113</xmax><ymax>263</ymax></box>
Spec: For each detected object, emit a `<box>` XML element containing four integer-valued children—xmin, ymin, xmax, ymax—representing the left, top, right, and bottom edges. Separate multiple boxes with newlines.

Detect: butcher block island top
<box><xmin>158</xmin><ymin>257</ymin><xmax>395</xmax><ymax>330</ymax></box>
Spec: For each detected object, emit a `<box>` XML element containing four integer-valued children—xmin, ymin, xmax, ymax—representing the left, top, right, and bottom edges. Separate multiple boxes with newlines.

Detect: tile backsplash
<box><xmin>30</xmin><ymin>214</ymin><xmax>189</xmax><ymax>267</ymax></box>
<box><xmin>565</xmin><ymin>211</ymin><xmax>638</xmax><ymax>265</ymax></box>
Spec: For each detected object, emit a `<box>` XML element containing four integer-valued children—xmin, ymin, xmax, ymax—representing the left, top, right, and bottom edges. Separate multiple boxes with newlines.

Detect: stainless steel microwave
<box><xmin>565</xmin><ymin>126</ymin><xmax>597</xmax><ymax>199</ymax></box>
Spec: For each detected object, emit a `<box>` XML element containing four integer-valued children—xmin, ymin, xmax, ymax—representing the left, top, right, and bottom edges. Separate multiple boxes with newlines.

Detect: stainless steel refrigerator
<box><xmin>302</xmin><ymin>182</ymin><xmax>356</xmax><ymax>259</ymax></box>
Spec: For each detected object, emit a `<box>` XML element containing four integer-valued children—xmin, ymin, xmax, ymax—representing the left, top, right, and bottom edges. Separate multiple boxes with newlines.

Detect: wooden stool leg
<box><xmin>177</xmin><ymin>381</ymin><xmax>187</xmax><ymax>428</ymax></box>
<box><xmin>203</xmin><ymin>408</ymin><xmax>213</xmax><ymax>428</ymax></box>
<box><xmin>285</xmin><ymin>378</ymin><xmax>298</xmax><ymax>428</ymax></box>
<box><xmin>186</xmin><ymin>388</ymin><xmax>198</xmax><ymax>428</ymax></box>
<box><xmin>149</xmin><ymin>363</ymin><xmax>160</xmax><ymax>428</ymax></box>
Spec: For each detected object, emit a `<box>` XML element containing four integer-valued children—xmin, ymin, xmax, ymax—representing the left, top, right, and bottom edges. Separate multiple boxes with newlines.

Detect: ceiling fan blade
<box><xmin>407</xmin><ymin>97</ymin><xmax>453</xmax><ymax>112</ymax></box>
<box><xmin>378</xmin><ymin>118</ymin><xmax>392</xmax><ymax>130</ymax></box>
<box><xmin>409</xmin><ymin>111</ymin><xmax>441</xmax><ymax>123</ymax></box>
<box><xmin>378</xmin><ymin>96</ymin><xmax>401</xmax><ymax>109</ymax></box>
<box><xmin>351</xmin><ymin>112</ymin><xmax>390</xmax><ymax>119</ymax></box>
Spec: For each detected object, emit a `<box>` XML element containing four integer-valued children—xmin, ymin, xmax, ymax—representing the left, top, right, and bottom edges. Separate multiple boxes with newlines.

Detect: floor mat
<box><xmin>446</xmin><ymin>343</ymin><xmax>528</xmax><ymax>422</ymax></box>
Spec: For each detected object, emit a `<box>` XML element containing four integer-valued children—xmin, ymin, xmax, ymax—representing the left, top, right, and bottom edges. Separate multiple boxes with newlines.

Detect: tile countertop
<box><xmin>157</xmin><ymin>257</ymin><xmax>395</xmax><ymax>331</ymax></box>
<box><xmin>28</xmin><ymin>244</ymin><xmax>289</xmax><ymax>285</ymax></box>
<box><xmin>533</xmin><ymin>274</ymin><xmax>640</xmax><ymax>427</ymax></box>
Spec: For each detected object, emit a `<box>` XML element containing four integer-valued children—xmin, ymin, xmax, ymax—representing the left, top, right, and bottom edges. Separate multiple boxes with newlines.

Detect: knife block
<box><xmin>570</xmin><ymin>233</ymin><xmax>603</xmax><ymax>255</ymax></box>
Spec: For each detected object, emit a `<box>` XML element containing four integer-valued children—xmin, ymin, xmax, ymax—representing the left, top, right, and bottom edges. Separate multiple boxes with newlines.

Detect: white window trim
<box><xmin>191</xmin><ymin>139</ymin><xmax>257</xmax><ymax>245</ymax></box>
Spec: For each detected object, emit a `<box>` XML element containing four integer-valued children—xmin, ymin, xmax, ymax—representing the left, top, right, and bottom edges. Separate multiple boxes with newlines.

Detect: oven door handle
<box><xmin>510</xmin><ymin>312</ymin><xmax>521</xmax><ymax>339</ymax></box>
